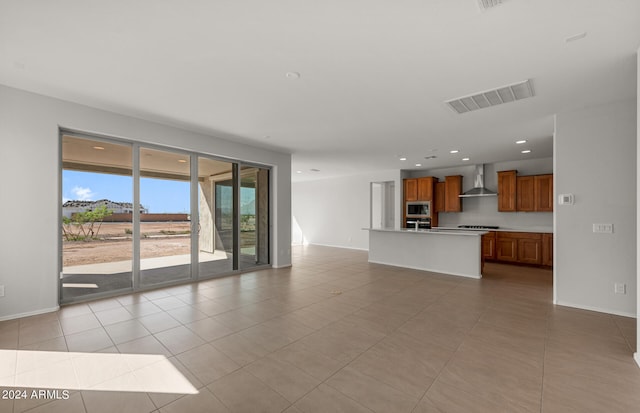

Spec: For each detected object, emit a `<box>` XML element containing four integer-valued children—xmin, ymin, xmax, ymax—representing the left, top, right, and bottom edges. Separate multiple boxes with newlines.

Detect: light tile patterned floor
<box><xmin>0</xmin><ymin>245</ymin><xmax>638</xmax><ymax>412</ymax></box>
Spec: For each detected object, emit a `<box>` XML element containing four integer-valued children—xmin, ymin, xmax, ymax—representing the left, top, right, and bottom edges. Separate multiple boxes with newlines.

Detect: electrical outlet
<box><xmin>0</xmin><ymin>285</ymin><xmax>4</xmax><ymax>297</ymax></box>
<box><xmin>614</xmin><ymin>283</ymin><xmax>626</xmax><ymax>294</ymax></box>
<box><xmin>593</xmin><ymin>224</ymin><xmax>613</xmax><ymax>233</ymax></box>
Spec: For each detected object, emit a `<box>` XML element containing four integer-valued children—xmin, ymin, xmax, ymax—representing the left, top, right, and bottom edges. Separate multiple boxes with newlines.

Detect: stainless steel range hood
<box><xmin>459</xmin><ymin>164</ymin><xmax>497</xmax><ymax>197</ymax></box>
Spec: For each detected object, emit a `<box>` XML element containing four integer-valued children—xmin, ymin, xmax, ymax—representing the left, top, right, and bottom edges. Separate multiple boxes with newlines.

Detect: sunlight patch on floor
<box><xmin>0</xmin><ymin>350</ymin><xmax>198</xmax><ymax>394</ymax></box>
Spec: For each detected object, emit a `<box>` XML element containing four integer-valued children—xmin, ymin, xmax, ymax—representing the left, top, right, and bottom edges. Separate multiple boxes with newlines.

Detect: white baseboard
<box><xmin>0</xmin><ymin>306</ymin><xmax>60</xmax><ymax>322</ymax></box>
<box><xmin>555</xmin><ymin>300</ymin><xmax>636</xmax><ymax>318</ymax></box>
<box><xmin>272</xmin><ymin>263</ymin><xmax>293</xmax><ymax>269</ymax></box>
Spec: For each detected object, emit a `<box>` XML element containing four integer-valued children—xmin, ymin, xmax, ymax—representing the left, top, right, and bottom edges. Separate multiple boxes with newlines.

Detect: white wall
<box><xmin>292</xmin><ymin>170</ymin><xmax>402</xmax><ymax>250</ymax></box>
<box><xmin>407</xmin><ymin>159</ymin><xmax>554</xmax><ymax>229</ymax></box>
<box><xmin>555</xmin><ymin>98</ymin><xmax>637</xmax><ymax>317</ymax></box>
<box><xmin>0</xmin><ymin>84</ymin><xmax>292</xmax><ymax>320</ymax></box>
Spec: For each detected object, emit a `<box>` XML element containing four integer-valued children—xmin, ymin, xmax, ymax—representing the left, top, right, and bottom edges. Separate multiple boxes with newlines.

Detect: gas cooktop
<box><xmin>457</xmin><ymin>225</ymin><xmax>500</xmax><ymax>230</ymax></box>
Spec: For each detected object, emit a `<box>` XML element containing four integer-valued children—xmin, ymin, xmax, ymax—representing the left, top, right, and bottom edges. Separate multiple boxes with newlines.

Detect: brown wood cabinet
<box><xmin>417</xmin><ymin>177</ymin><xmax>436</xmax><ymax>201</ymax></box>
<box><xmin>542</xmin><ymin>233</ymin><xmax>553</xmax><ymax>266</ymax></box>
<box><xmin>404</xmin><ymin>179</ymin><xmax>418</xmax><ymax>202</ymax></box>
<box><xmin>482</xmin><ymin>231</ymin><xmax>496</xmax><ymax>260</ymax></box>
<box><xmin>535</xmin><ymin>175</ymin><xmax>553</xmax><ymax>212</ymax></box>
<box><xmin>496</xmin><ymin>232</ymin><xmax>518</xmax><ymax>262</ymax></box>
<box><xmin>516</xmin><ymin>176</ymin><xmax>535</xmax><ymax>211</ymax></box>
<box><xmin>501</xmin><ymin>171</ymin><xmax>553</xmax><ymax>212</ymax></box>
<box><xmin>517</xmin><ymin>233</ymin><xmax>542</xmax><ymax>264</ymax></box>
<box><xmin>444</xmin><ymin>175</ymin><xmax>463</xmax><ymax>212</ymax></box>
<box><xmin>497</xmin><ymin>170</ymin><xmax>517</xmax><ymax>212</ymax></box>
<box><xmin>434</xmin><ymin>181</ymin><xmax>445</xmax><ymax>213</ymax></box>
<box><xmin>492</xmin><ymin>231</ymin><xmax>548</xmax><ymax>266</ymax></box>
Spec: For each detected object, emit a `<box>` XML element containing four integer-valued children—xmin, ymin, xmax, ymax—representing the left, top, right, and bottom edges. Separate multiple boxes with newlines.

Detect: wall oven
<box><xmin>405</xmin><ymin>218</ymin><xmax>431</xmax><ymax>229</ymax></box>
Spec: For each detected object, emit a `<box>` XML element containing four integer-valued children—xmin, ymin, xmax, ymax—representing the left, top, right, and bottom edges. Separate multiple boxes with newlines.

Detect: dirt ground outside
<box><xmin>62</xmin><ymin>221</ymin><xmax>254</xmax><ymax>267</ymax></box>
<box><xmin>63</xmin><ymin>222</ymin><xmax>191</xmax><ymax>267</ymax></box>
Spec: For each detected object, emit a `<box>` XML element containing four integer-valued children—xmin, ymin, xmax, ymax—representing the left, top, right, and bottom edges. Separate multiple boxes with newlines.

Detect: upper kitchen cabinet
<box><xmin>497</xmin><ymin>170</ymin><xmax>517</xmax><ymax>212</ymax></box>
<box><xmin>434</xmin><ymin>181</ymin><xmax>445</xmax><ymax>212</ymax></box>
<box><xmin>534</xmin><ymin>174</ymin><xmax>553</xmax><ymax>212</ymax></box>
<box><xmin>405</xmin><ymin>177</ymin><xmax>436</xmax><ymax>202</ymax></box>
<box><xmin>444</xmin><ymin>175</ymin><xmax>463</xmax><ymax>212</ymax></box>
<box><xmin>500</xmin><ymin>171</ymin><xmax>553</xmax><ymax>212</ymax></box>
<box><xmin>404</xmin><ymin>178</ymin><xmax>418</xmax><ymax>201</ymax></box>
<box><xmin>516</xmin><ymin>175</ymin><xmax>535</xmax><ymax>211</ymax></box>
<box><xmin>417</xmin><ymin>176</ymin><xmax>436</xmax><ymax>201</ymax></box>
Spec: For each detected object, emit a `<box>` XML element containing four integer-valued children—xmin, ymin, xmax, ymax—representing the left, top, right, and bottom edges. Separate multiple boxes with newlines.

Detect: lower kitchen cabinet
<box><xmin>496</xmin><ymin>233</ymin><xmax>518</xmax><ymax>262</ymax></box>
<box><xmin>482</xmin><ymin>232</ymin><xmax>496</xmax><ymax>260</ymax></box>
<box><xmin>517</xmin><ymin>233</ymin><xmax>542</xmax><ymax>264</ymax></box>
<box><xmin>491</xmin><ymin>231</ymin><xmax>550</xmax><ymax>267</ymax></box>
<box><xmin>542</xmin><ymin>233</ymin><xmax>553</xmax><ymax>266</ymax></box>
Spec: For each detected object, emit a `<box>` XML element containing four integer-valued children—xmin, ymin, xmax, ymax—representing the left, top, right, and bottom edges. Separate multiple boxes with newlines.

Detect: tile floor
<box><xmin>0</xmin><ymin>245</ymin><xmax>638</xmax><ymax>412</ymax></box>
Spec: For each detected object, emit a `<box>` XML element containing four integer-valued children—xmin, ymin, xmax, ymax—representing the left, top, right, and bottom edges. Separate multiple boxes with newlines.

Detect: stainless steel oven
<box><xmin>406</xmin><ymin>201</ymin><xmax>431</xmax><ymax>218</ymax></box>
<box><xmin>405</xmin><ymin>218</ymin><xmax>431</xmax><ymax>229</ymax></box>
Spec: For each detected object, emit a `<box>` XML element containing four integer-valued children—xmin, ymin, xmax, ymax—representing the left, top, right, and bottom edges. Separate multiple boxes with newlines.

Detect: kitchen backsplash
<box><xmin>436</xmin><ymin>195</ymin><xmax>553</xmax><ymax>228</ymax></box>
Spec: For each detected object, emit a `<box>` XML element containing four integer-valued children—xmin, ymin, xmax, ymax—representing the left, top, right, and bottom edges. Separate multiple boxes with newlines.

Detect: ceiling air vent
<box><xmin>445</xmin><ymin>79</ymin><xmax>534</xmax><ymax>114</ymax></box>
<box><xmin>477</xmin><ymin>0</ymin><xmax>506</xmax><ymax>11</ymax></box>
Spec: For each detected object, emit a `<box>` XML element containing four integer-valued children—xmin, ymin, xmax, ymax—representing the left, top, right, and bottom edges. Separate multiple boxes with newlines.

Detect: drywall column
<box><xmin>555</xmin><ymin>99</ymin><xmax>636</xmax><ymax>317</ymax></box>
<box><xmin>636</xmin><ymin>48</ymin><xmax>640</xmax><ymax>368</ymax></box>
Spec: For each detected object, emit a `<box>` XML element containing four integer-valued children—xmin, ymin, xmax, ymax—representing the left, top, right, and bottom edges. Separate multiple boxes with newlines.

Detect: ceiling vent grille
<box><xmin>477</xmin><ymin>0</ymin><xmax>506</xmax><ymax>11</ymax></box>
<box><xmin>445</xmin><ymin>79</ymin><xmax>534</xmax><ymax>114</ymax></box>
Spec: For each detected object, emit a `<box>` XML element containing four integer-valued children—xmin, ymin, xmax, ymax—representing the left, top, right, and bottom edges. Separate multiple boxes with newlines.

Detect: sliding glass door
<box><xmin>139</xmin><ymin>147</ymin><xmax>192</xmax><ymax>286</ymax></box>
<box><xmin>197</xmin><ymin>157</ymin><xmax>234</xmax><ymax>277</ymax></box>
<box><xmin>60</xmin><ymin>132</ymin><xmax>271</xmax><ymax>304</ymax></box>
<box><xmin>239</xmin><ymin>165</ymin><xmax>270</xmax><ymax>270</ymax></box>
<box><xmin>61</xmin><ymin>136</ymin><xmax>133</xmax><ymax>301</ymax></box>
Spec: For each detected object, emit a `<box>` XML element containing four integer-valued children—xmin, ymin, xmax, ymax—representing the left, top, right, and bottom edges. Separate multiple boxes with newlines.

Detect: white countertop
<box><xmin>364</xmin><ymin>228</ymin><xmax>486</xmax><ymax>236</ymax></box>
<box><xmin>433</xmin><ymin>226</ymin><xmax>553</xmax><ymax>233</ymax></box>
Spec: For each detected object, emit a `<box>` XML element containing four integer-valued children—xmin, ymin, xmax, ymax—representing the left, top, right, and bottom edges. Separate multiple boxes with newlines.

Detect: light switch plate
<box><xmin>615</xmin><ymin>283</ymin><xmax>626</xmax><ymax>294</ymax></box>
<box><xmin>593</xmin><ymin>224</ymin><xmax>613</xmax><ymax>233</ymax></box>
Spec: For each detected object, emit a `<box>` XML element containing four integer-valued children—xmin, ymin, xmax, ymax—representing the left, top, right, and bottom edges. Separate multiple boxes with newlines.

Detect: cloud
<box><xmin>71</xmin><ymin>186</ymin><xmax>95</xmax><ymax>201</ymax></box>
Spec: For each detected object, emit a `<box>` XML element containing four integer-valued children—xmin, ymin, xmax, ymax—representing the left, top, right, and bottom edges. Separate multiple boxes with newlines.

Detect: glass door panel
<box><xmin>197</xmin><ymin>157</ymin><xmax>234</xmax><ymax>277</ymax></box>
<box><xmin>61</xmin><ymin>135</ymin><xmax>133</xmax><ymax>302</ymax></box>
<box><xmin>239</xmin><ymin>165</ymin><xmax>269</xmax><ymax>269</ymax></box>
<box><xmin>139</xmin><ymin>147</ymin><xmax>191</xmax><ymax>286</ymax></box>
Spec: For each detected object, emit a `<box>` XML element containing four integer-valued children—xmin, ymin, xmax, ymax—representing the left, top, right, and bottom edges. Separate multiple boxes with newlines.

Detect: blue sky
<box><xmin>63</xmin><ymin>170</ymin><xmax>255</xmax><ymax>213</ymax></box>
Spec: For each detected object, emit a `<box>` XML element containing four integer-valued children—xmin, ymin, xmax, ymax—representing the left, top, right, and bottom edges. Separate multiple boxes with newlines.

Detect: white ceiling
<box><xmin>1</xmin><ymin>1</ymin><xmax>639</xmax><ymax>182</ymax></box>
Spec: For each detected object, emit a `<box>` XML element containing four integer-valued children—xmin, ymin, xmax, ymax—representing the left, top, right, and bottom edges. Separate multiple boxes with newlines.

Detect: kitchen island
<box><xmin>365</xmin><ymin>228</ymin><xmax>486</xmax><ymax>279</ymax></box>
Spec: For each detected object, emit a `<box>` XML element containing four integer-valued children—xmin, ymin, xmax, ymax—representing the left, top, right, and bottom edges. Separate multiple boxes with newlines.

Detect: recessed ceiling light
<box><xmin>399</xmin><ymin>157</ymin><xmax>407</xmax><ymax>161</ymax></box>
<box><xmin>415</xmin><ymin>163</ymin><xmax>422</xmax><ymax>167</ymax></box>
<box><xmin>565</xmin><ymin>32</ymin><xmax>587</xmax><ymax>43</ymax></box>
<box><xmin>93</xmin><ymin>146</ymin><xmax>105</xmax><ymax>150</ymax></box>
<box><xmin>178</xmin><ymin>159</ymin><xmax>187</xmax><ymax>163</ymax></box>
<box><xmin>424</xmin><ymin>155</ymin><xmax>438</xmax><ymax>160</ymax></box>
<box><xmin>296</xmin><ymin>170</ymin><xmax>302</xmax><ymax>174</ymax></box>
<box><xmin>521</xmin><ymin>149</ymin><xmax>531</xmax><ymax>154</ymax></box>
<box><xmin>286</xmin><ymin>72</ymin><xmax>301</xmax><ymax>79</ymax></box>
<box><xmin>449</xmin><ymin>149</ymin><xmax>459</xmax><ymax>154</ymax></box>
<box><xmin>462</xmin><ymin>157</ymin><xmax>470</xmax><ymax>161</ymax></box>
<box><xmin>516</xmin><ymin>140</ymin><xmax>527</xmax><ymax>144</ymax></box>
